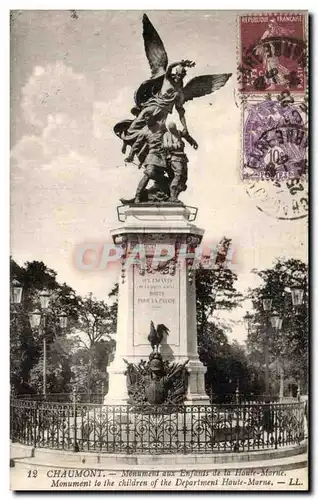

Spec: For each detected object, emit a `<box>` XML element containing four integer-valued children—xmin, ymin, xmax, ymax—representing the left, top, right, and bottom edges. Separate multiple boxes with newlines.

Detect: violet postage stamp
<box><xmin>10</xmin><ymin>10</ymin><xmax>309</xmax><ymax>492</ymax></box>
<box><xmin>242</xmin><ymin>96</ymin><xmax>308</xmax><ymax>182</ymax></box>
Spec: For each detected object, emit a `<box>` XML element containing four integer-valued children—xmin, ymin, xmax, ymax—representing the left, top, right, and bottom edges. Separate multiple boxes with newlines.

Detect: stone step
<box><xmin>11</xmin><ymin>450</ymin><xmax>307</xmax><ymax>472</ymax></box>
<box><xmin>10</xmin><ymin>440</ymin><xmax>308</xmax><ymax>467</ymax></box>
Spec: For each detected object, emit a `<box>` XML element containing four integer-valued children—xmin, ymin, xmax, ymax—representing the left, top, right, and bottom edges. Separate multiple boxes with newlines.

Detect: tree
<box><xmin>194</xmin><ymin>239</ymin><xmax>244</xmax><ymax>400</ymax></box>
<box><xmin>195</xmin><ymin>238</ymin><xmax>242</xmax><ymax>335</ymax></box>
<box><xmin>29</xmin><ymin>336</ymin><xmax>75</xmax><ymax>394</ymax></box>
<box><xmin>195</xmin><ymin>265</ymin><xmax>243</xmax><ymax>336</ymax></box>
<box><xmin>200</xmin><ymin>324</ymin><xmax>263</xmax><ymax>402</ymax></box>
<box><xmin>247</xmin><ymin>258</ymin><xmax>308</xmax><ymax>393</ymax></box>
<box><xmin>195</xmin><ymin>238</ymin><xmax>243</xmax><ymax>366</ymax></box>
<box><xmin>10</xmin><ymin>258</ymin><xmax>78</xmax><ymax>391</ymax></box>
<box><xmin>10</xmin><ymin>256</ymin><xmax>119</xmax><ymax>396</ymax></box>
<box><xmin>70</xmin><ymin>292</ymin><xmax>117</xmax><ymax>395</ymax></box>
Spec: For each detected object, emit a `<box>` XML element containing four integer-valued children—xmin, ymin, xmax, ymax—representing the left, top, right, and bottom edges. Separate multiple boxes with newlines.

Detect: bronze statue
<box><xmin>123</xmin><ymin>321</ymin><xmax>189</xmax><ymax>406</ymax></box>
<box><xmin>120</xmin><ymin>119</ymin><xmax>197</xmax><ymax>204</ymax></box>
<box><xmin>147</xmin><ymin>320</ymin><xmax>169</xmax><ymax>353</ymax></box>
<box><xmin>114</xmin><ymin>14</ymin><xmax>232</xmax><ymax>204</ymax></box>
<box><xmin>124</xmin><ymin>116</ymin><xmax>170</xmax><ymax>203</ymax></box>
<box><xmin>163</xmin><ymin>122</ymin><xmax>196</xmax><ymax>202</ymax></box>
<box><xmin>124</xmin><ymin>352</ymin><xmax>189</xmax><ymax>406</ymax></box>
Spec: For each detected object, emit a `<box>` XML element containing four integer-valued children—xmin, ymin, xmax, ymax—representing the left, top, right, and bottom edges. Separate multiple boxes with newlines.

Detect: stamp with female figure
<box><xmin>238</xmin><ymin>13</ymin><xmax>307</xmax><ymax>93</ymax></box>
<box><xmin>242</xmin><ymin>95</ymin><xmax>308</xmax><ymax>182</ymax></box>
<box><xmin>241</xmin><ymin>93</ymin><xmax>308</xmax><ymax>221</ymax></box>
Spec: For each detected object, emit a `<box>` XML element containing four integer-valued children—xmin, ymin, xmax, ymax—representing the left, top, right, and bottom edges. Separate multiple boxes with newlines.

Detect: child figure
<box><xmin>163</xmin><ymin>122</ymin><xmax>198</xmax><ymax>202</ymax></box>
<box><xmin>125</xmin><ymin>115</ymin><xmax>169</xmax><ymax>203</ymax></box>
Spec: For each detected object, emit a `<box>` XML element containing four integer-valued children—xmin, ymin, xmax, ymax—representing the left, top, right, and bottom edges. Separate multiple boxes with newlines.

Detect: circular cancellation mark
<box><xmin>246</xmin><ymin>177</ymin><xmax>308</xmax><ymax>220</ymax></box>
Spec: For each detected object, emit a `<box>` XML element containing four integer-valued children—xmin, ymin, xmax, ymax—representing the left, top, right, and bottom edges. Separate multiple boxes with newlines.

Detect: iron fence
<box><xmin>16</xmin><ymin>392</ymin><xmax>291</xmax><ymax>405</ymax></box>
<box><xmin>10</xmin><ymin>398</ymin><xmax>305</xmax><ymax>454</ymax></box>
<box><xmin>16</xmin><ymin>393</ymin><xmax>104</xmax><ymax>404</ymax></box>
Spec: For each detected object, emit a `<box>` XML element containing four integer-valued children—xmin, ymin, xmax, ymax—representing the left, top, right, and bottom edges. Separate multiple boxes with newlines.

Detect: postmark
<box><xmin>246</xmin><ymin>177</ymin><xmax>308</xmax><ymax>220</ymax></box>
<box><xmin>242</xmin><ymin>96</ymin><xmax>308</xmax><ymax>182</ymax></box>
<box><xmin>238</xmin><ymin>13</ymin><xmax>307</xmax><ymax>93</ymax></box>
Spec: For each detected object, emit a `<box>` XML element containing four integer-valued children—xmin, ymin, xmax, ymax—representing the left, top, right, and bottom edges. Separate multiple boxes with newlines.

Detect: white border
<box><xmin>2</xmin><ymin>2</ymin><xmax>316</xmax><ymax>498</ymax></box>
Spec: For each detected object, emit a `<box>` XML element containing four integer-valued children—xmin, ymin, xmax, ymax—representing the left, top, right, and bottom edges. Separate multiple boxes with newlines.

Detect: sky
<box><xmin>10</xmin><ymin>10</ymin><xmax>308</xmax><ymax>342</ymax></box>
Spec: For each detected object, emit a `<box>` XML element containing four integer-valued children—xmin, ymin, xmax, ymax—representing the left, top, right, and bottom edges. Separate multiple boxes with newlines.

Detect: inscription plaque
<box><xmin>132</xmin><ymin>266</ymin><xmax>180</xmax><ymax>346</ymax></box>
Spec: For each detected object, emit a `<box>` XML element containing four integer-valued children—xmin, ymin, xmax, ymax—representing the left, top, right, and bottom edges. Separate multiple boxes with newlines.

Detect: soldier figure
<box><xmin>124</xmin><ymin>115</ymin><xmax>170</xmax><ymax>203</ymax></box>
<box><xmin>163</xmin><ymin>122</ymin><xmax>198</xmax><ymax>202</ymax></box>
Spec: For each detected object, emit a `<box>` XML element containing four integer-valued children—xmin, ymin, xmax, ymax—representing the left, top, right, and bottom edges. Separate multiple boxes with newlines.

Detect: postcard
<box><xmin>10</xmin><ymin>10</ymin><xmax>308</xmax><ymax>491</ymax></box>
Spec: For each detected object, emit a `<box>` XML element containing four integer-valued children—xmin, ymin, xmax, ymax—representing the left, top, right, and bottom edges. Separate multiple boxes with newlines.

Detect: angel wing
<box><xmin>143</xmin><ymin>14</ymin><xmax>168</xmax><ymax>78</ymax></box>
<box><xmin>183</xmin><ymin>73</ymin><xmax>232</xmax><ymax>102</ymax></box>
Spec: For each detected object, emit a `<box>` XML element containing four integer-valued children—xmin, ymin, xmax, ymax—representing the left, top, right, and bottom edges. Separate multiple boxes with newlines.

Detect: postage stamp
<box><xmin>238</xmin><ymin>13</ymin><xmax>307</xmax><ymax>93</ymax></box>
<box><xmin>242</xmin><ymin>94</ymin><xmax>308</xmax><ymax>182</ymax></box>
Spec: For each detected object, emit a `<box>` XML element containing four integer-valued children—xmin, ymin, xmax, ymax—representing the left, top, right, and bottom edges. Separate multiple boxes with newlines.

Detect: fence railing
<box><xmin>15</xmin><ymin>392</ymin><xmax>297</xmax><ymax>404</ymax></box>
<box><xmin>16</xmin><ymin>393</ymin><xmax>105</xmax><ymax>404</ymax></box>
<box><xmin>10</xmin><ymin>398</ymin><xmax>305</xmax><ymax>455</ymax></box>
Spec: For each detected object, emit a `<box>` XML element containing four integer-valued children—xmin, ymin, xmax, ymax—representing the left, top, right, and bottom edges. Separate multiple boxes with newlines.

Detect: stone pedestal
<box><xmin>105</xmin><ymin>205</ymin><xmax>209</xmax><ymax>405</ymax></box>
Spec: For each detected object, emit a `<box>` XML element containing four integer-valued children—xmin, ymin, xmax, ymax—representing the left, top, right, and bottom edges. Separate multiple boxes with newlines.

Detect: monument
<box><xmin>105</xmin><ymin>14</ymin><xmax>232</xmax><ymax>405</ymax></box>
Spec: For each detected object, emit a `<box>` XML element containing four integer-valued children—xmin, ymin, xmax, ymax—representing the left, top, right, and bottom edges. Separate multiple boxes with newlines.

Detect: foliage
<box><xmin>195</xmin><ymin>263</ymin><xmax>243</xmax><ymax>336</ymax></box>
<box><xmin>69</xmin><ymin>291</ymin><xmax>117</xmax><ymax>395</ymax></box>
<box><xmin>71</xmin><ymin>337</ymin><xmax>116</xmax><ymax>395</ymax></box>
<box><xmin>29</xmin><ymin>336</ymin><xmax>75</xmax><ymax>394</ymax></box>
<box><xmin>10</xmin><ymin>258</ymin><xmax>77</xmax><ymax>389</ymax></box>
<box><xmin>13</xmin><ymin>252</ymin><xmax>307</xmax><ymax>402</ymax></box>
<box><xmin>10</xmin><ymin>257</ymin><xmax>117</xmax><ymax>396</ymax></box>
<box><xmin>246</xmin><ymin>258</ymin><xmax>308</xmax><ymax>391</ymax></box>
<box><xmin>198</xmin><ymin>323</ymin><xmax>264</xmax><ymax>402</ymax></box>
<box><xmin>194</xmin><ymin>240</ymin><xmax>255</xmax><ymax>401</ymax></box>
<box><xmin>74</xmin><ymin>294</ymin><xmax>116</xmax><ymax>347</ymax></box>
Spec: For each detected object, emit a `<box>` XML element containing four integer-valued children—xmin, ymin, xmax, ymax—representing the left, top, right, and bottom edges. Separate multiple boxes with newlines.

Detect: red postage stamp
<box><xmin>238</xmin><ymin>13</ymin><xmax>307</xmax><ymax>93</ymax></box>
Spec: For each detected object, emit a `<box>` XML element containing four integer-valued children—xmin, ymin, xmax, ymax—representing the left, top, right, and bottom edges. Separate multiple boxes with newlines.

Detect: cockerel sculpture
<box><xmin>147</xmin><ymin>321</ymin><xmax>169</xmax><ymax>352</ymax></box>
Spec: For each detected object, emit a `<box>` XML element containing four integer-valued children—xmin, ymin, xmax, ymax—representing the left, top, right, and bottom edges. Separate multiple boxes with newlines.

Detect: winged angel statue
<box><xmin>114</xmin><ymin>14</ymin><xmax>232</xmax><ymax>204</ymax></box>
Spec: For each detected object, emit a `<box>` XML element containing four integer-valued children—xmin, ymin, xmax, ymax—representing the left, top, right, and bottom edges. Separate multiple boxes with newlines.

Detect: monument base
<box><xmin>106</xmin><ymin>205</ymin><xmax>209</xmax><ymax>407</ymax></box>
<box><xmin>104</xmin><ymin>359</ymin><xmax>129</xmax><ymax>405</ymax></box>
<box><xmin>104</xmin><ymin>356</ymin><xmax>209</xmax><ymax>406</ymax></box>
<box><xmin>185</xmin><ymin>358</ymin><xmax>210</xmax><ymax>405</ymax></box>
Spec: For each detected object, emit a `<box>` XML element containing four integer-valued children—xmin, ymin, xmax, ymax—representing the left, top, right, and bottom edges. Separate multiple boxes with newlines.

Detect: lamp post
<box><xmin>11</xmin><ymin>279</ymin><xmax>24</xmax><ymax>329</ymax></box>
<box><xmin>264</xmin><ymin>283</ymin><xmax>304</xmax><ymax>401</ymax></box>
<box><xmin>290</xmin><ymin>284</ymin><xmax>304</xmax><ymax>308</ymax></box>
<box><xmin>270</xmin><ymin>312</ymin><xmax>283</xmax><ymax>399</ymax></box>
<box><xmin>287</xmin><ymin>283</ymin><xmax>305</xmax><ymax>394</ymax></box>
<box><xmin>59</xmin><ymin>311</ymin><xmax>68</xmax><ymax>330</ymax></box>
<box><xmin>29</xmin><ymin>290</ymin><xmax>52</xmax><ymax>398</ymax></box>
<box><xmin>11</xmin><ymin>279</ymin><xmax>23</xmax><ymax>305</ymax></box>
<box><xmin>262</xmin><ymin>298</ymin><xmax>272</xmax><ymax>400</ymax></box>
<box><xmin>10</xmin><ymin>279</ymin><xmax>24</xmax><ymax>393</ymax></box>
<box><xmin>243</xmin><ymin>311</ymin><xmax>253</xmax><ymax>335</ymax></box>
<box><xmin>270</xmin><ymin>312</ymin><xmax>283</xmax><ymax>331</ymax></box>
<box><xmin>11</xmin><ymin>279</ymin><xmax>23</xmax><ymax>324</ymax></box>
<box><xmin>29</xmin><ymin>295</ymin><xmax>68</xmax><ymax>398</ymax></box>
